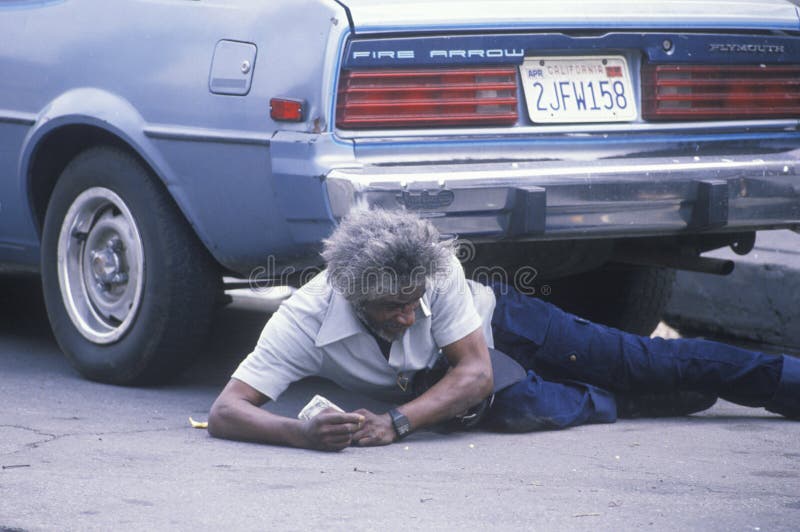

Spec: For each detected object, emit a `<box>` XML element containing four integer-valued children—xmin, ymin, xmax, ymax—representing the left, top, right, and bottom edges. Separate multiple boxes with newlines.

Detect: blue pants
<box><xmin>486</xmin><ymin>284</ymin><xmax>800</xmax><ymax>432</ymax></box>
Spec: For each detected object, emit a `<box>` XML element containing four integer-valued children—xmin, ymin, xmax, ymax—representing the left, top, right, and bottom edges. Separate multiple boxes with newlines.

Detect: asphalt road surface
<box><xmin>2</xmin><ymin>276</ymin><xmax>799</xmax><ymax>531</ymax></box>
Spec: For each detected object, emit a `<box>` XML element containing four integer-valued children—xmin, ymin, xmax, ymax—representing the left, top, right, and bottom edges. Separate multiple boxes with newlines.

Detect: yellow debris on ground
<box><xmin>189</xmin><ymin>417</ymin><xmax>208</xmax><ymax>429</ymax></box>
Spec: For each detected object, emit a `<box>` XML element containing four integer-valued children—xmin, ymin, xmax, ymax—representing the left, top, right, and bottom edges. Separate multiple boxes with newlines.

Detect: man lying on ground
<box><xmin>208</xmin><ymin>209</ymin><xmax>799</xmax><ymax>451</ymax></box>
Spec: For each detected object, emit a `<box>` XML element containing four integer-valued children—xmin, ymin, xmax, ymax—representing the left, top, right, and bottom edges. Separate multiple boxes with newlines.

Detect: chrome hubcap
<box><xmin>57</xmin><ymin>188</ymin><xmax>144</xmax><ymax>344</ymax></box>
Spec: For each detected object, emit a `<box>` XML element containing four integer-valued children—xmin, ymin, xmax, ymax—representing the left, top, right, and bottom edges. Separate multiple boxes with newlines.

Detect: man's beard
<box><xmin>354</xmin><ymin>304</ymin><xmax>401</xmax><ymax>343</ymax></box>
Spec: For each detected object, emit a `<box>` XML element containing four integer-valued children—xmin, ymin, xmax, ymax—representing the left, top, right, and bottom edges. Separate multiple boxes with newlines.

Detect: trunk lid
<box><xmin>337</xmin><ymin>0</ymin><xmax>800</xmax><ymax>35</ymax></box>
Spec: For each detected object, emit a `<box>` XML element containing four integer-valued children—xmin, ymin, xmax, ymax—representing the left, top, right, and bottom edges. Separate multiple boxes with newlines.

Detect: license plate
<box><xmin>519</xmin><ymin>56</ymin><xmax>638</xmax><ymax>123</ymax></box>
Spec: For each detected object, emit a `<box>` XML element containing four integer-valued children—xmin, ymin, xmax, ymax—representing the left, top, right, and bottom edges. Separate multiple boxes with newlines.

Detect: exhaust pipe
<box><xmin>612</xmin><ymin>252</ymin><xmax>734</xmax><ymax>275</ymax></box>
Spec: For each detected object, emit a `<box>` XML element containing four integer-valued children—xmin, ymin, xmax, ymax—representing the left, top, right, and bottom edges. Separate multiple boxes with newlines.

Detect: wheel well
<box><xmin>28</xmin><ymin>125</ymin><xmax>135</xmax><ymax>235</ymax></box>
<box><xmin>28</xmin><ymin>126</ymin><xmax>232</xmax><ymax>279</ymax></box>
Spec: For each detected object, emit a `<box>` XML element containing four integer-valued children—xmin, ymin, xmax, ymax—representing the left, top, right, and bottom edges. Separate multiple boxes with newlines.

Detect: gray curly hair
<box><xmin>321</xmin><ymin>208</ymin><xmax>454</xmax><ymax>304</ymax></box>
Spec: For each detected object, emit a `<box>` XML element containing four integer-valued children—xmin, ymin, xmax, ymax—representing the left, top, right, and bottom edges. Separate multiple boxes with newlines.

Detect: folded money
<box><xmin>298</xmin><ymin>394</ymin><xmax>345</xmax><ymax>420</ymax></box>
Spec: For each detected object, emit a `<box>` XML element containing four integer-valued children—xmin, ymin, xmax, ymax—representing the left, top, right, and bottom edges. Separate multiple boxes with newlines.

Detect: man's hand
<box><xmin>351</xmin><ymin>409</ymin><xmax>397</xmax><ymax>446</ymax></box>
<box><xmin>299</xmin><ymin>409</ymin><xmax>366</xmax><ymax>452</ymax></box>
<box><xmin>209</xmin><ymin>379</ymin><xmax>366</xmax><ymax>452</ymax></box>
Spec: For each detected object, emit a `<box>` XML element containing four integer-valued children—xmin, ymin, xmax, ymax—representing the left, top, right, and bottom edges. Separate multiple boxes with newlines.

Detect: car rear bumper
<box><xmin>325</xmin><ymin>150</ymin><xmax>800</xmax><ymax>240</ymax></box>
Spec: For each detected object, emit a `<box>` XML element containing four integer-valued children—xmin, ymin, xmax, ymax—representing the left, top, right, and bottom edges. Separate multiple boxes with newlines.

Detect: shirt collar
<box><xmin>315</xmin><ymin>290</ymin><xmax>367</xmax><ymax>347</ymax></box>
<box><xmin>315</xmin><ymin>289</ymin><xmax>432</xmax><ymax>347</ymax></box>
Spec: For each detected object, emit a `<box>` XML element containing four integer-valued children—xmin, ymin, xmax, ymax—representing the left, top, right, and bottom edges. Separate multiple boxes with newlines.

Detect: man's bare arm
<box><xmin>352</xmin><ymin>327</ymin><xmax>493</xmax><ymax>446</ymax></box>
<box><xmin>208</xmin><ymin>378</ymin><xmax>364</xmax><ymax>451</ymax></box>
<box><xmin>400</xmin><ymin>327</ymin><xmax>494</xmax><ymax>427</ymax></box>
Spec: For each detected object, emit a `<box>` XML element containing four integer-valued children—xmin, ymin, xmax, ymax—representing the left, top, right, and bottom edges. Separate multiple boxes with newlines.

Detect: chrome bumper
<box><xmin>325</xmin><ymin>151</ymin><xmax>800</xmax><ymax>240</ymax></box>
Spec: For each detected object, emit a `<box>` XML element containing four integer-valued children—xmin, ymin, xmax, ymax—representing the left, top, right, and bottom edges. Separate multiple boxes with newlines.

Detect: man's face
<box><xmin>358</xmin><ymin>286</ymin><xmax>426</xmax><ymax>342</ymax></box>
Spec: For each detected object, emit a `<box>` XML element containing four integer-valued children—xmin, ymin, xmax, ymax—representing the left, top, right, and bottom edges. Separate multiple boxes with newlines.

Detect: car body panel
<box><xmin>0</xmin><ymin>0</ymin><xmax>351</xmax><ymax>273</ymax></box>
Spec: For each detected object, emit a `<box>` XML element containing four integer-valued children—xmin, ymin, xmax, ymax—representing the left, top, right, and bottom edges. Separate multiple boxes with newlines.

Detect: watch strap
<box><xmin>388</xmin><ymin>408</ymin><xmax>411</xmax><ymax>440</ymax></box>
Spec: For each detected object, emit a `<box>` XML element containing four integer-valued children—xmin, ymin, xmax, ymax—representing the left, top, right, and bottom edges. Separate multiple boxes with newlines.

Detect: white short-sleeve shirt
<box><xmin>232</xmin><ymin>254</ymin><xmax>496</xmax><ymax>403</ymax></box>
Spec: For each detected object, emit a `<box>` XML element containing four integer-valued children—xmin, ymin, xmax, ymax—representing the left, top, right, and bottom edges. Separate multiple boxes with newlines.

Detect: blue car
<box><xmin>1</xmin><ymin>0</ymin><xmax>798</xmax><ymax>383</ymax></box>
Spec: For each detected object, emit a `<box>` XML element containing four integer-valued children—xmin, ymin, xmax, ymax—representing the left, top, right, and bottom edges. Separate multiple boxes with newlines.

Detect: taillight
<box><xmin>642</xmin><ymin>64</ymin><xmax>800</xmax><ymax>121</ymax></box>
<box><xmin>270</xmin><ymin>98</ymin><xmax>304</xmax><ymax>122</ymax></box>
<box><xmin>336</xmin><ymin>67</ymin><xmax>518</xmax><ymax>129</ymax></box>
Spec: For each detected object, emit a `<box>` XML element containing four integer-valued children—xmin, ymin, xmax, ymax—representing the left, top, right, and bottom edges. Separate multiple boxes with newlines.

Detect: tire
<box><xmin>41</xmin><ymin>145</ymin><xmax>220</xmax><ymax>384</ymax></box>
<box><xmin>546</xmin><ymin>266</ymin><xmax>676</xmax><ymax>336</ymax></box>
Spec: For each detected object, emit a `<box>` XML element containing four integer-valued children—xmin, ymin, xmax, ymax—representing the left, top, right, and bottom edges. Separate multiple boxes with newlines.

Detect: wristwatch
<box><xmin>388</xmin><ymin>408</ymin><xmax>411</xmax><ymax>440</ymax></box>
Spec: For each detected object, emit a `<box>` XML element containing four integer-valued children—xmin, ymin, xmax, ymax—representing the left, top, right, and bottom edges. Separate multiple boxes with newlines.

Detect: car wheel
<box><xmin>41</xmin><ymin>145</ymin><xmax>220</xmax><ymax>384</ymax></box>
<box><xmin>547</xmin><ymin>266</ymin><xmax>675</xmax><ymax>336</ymax></box>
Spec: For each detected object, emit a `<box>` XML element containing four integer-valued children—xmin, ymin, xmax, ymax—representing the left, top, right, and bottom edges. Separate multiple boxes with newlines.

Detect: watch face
<box><xmin>397</xmin><ymin>419</ymin><xmax>411</xmax><ymax>436</ymax></box>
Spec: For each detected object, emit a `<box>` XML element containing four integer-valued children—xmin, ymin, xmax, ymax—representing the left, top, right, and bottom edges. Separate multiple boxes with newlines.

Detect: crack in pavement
<box><xmin>0</xmin><ymin>424</ymin><xmax>186</xmax><ymax>457</ymax></box>
<box><xmin>0</xmin><ymin>425</ymin><xmax>57</xmax><ymax>456</ymax></box>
